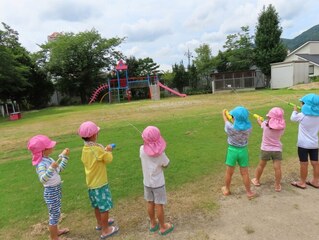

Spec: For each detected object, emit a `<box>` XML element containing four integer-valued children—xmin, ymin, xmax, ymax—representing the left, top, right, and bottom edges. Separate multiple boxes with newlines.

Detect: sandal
<box><xmin>95</xmin><ymin>218</ymin><xmax>115</xmax><ymax>230</ymax></box>
<box><xmin>159</xmin><ymin>223</ymin><xmax>174</xmax><ymax>236</ymax></box>
<box><xmin>251</xmin><ymin>178</ymin><xmax>261</xmax><ymax>186</ymax></box>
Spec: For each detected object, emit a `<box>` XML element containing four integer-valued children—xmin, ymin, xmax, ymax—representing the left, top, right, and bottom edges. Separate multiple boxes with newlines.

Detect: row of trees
<box><xmin>0</xmin><ymin>4</ymin><xmax>287</xmax><ymax>108</ymax></box>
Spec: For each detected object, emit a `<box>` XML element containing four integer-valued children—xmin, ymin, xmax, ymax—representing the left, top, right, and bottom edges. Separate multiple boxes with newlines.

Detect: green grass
<box><xmin>0</xmin><ymin>89</ymin><xmax>312</xmax><ymax>233</ymax></box>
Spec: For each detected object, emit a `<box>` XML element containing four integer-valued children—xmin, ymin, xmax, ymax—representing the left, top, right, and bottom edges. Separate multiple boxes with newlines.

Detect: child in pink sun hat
<box><xmin>78</xmin><ymin>121</ymin><xmax>119</xmax><ymax>239</ymax></box>
<box><xmin>140</xmin><ymin>126</ymin><xmax>174</xmax><ymax>236</ymax></box>
<box><xmin>27</xmin><ymin>135</ymin><xmax>70</xmax><ymax>240</ymax></box>
<box><xmin>251</xmin><ymin>107</ymin><xmax>286</xmax><ymax>192</ymax></box>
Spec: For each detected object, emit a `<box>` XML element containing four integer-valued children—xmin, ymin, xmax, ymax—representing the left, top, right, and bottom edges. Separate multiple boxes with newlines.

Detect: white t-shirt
<box><xmin>290</xmin><ymin>111</ymin><xmax>319</xmax><ymax>149</ymax></box>
<box><xmin>140</xmin><ymin>145</ymin><xmax>170</xmax><ymax>188</ymax></box>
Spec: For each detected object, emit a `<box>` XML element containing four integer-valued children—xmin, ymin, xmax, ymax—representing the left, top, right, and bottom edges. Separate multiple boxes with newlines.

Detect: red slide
<box><xmin>157</xmin><ymin>82</ymin><xmax>187</xmax><ymax>97</ymax></box>
<box><xmin>89</xmin><ymin>84</ymin><xmax>109</xmax><ymax>104</ymax></box>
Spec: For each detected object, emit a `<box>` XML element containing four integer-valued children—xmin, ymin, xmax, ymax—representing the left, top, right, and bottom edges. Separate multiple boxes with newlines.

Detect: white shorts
<box><xmin>144</xmin><ymin>185</ymin><xmax>167</xmax><ymax>204</ymax></box>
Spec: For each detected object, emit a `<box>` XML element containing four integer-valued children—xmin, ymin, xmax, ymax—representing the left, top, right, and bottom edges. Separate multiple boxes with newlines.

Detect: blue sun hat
<box><xmin>229</xmin><ymin>106</ymin><xmax>252</xmax><ymax>131</ymax></box>
<box><xmin>300</xmin><ymin>93</ymin><xmax>319</xmax><ymax>116</ymax></box>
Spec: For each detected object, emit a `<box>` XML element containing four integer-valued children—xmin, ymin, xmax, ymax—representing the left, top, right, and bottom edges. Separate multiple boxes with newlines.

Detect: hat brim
<box><xmin>233</xmin><ymin>121</ymin><xmax>251</xmax><ymax>131</ymax></box>
<box><xmin>301</xmin><ymin>105</ymin><xmax>319</xmax><ymax>116</ymax></box>
<box><xmin>143</xmin><ymin>136</ymin><xmax>166</xmax><ymax>157</ymax></box>
<box><xmin>268</xmin><ymin>119</ymin><xmax>285</xmax><ymax>130</ymax></box>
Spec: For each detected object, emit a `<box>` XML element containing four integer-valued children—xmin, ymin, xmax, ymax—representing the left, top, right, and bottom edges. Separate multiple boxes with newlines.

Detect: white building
<box><xmin>270</xmin><ymin>41</ymin><xmax>319</xmax><ymax>89</ymax></box>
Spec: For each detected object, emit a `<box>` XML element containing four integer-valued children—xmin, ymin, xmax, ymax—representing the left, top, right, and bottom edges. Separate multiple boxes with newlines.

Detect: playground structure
<box><xmin>89</xmin><ymin>60</ymin><xmax>186</xmax><ymax>104</ymax></box>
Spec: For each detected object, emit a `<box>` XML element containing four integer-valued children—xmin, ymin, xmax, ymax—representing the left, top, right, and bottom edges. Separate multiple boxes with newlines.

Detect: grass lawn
<box><xmin>0</xmin><ymin>89</ymin><xmax>311</xmax><ymax>239</ymax></box>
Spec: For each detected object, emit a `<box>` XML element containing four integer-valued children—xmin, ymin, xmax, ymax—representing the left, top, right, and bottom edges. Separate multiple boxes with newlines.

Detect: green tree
<box><xmin>0</xmin><ymin>22</ymin><xmax>31</xmax><ymax>102</ymax></box>
<box><xmin>40</xmin><ymin>29</ymin><xmax>124</xmax><ymax>103</ymax></box>
<box><xmin>223</xmin><ymin>26</ymin><xmax>254</xmax><ymax>71</ymax></box>
<box><xmin>23</xmin><ymin>53</ymin><xmax>54</xmax><ymax>109</ymax></box>
<box><xmin>193</xmin><ymin>44</ymin><xmax>214</xmax><ymax>87</ymax></box>
<box><xmin>254</xmin><ymin>4</ymin><xmax>287</xmax><ymax>87</ymax></box>
<box><xmin>172</xmin><ymin>62</ymin><xmax>187</xmax><ymax>92</ymax></box>
<box><xmin>125</xmin><ymin>56</ymin><xmax>160</xmax><ymax>77</ymax></box>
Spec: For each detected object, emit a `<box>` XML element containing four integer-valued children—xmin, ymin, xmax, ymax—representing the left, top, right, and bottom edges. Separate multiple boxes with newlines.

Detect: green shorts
<box><xmin>225</xmin><ymin>145</ymin><xmax>249</xmax><ymax>167</ymax></box>
<box><xmin>88</xmin><ymin>184</ymin><xmax>113</xmax><ymax>212</ymax></box>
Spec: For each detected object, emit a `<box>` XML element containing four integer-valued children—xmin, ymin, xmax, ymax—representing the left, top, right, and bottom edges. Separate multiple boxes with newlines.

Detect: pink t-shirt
<box><xmin>260</xmin><ymin>121</ymin><xmax>284</xmax><ymax>151</ymax></box>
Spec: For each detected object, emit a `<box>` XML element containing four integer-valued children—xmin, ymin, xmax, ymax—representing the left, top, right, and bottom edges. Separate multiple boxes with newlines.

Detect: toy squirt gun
<box><xmin>253</xmin><ymin>113</ymin><xmax>264</xmax><ymax>122</ymax></box>
<box><xmin>224</xmin><ymin>110</ymin><xmax>234</xmax><ymax>122</ymax></box>
<box><xmin>288</xmin><ymin>102</ymin><xmax>301</xmax><ymax>110</ymax></box>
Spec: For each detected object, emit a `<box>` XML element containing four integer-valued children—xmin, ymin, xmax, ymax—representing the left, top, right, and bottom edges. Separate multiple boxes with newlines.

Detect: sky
<box><xmin>1</xmin><ymin>0</ymin><xmax>318</xmax><ymax>71</ymax></box>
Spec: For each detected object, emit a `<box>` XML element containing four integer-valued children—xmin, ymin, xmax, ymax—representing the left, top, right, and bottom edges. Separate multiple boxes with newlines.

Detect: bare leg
<box><xmin>310</xmin><ymin>161</ymin><xmax>319</xmax><ymax>185</ymax></box>
<box><xmin>156</xmin><ymin>204</ymin><xmax>173</xmax><ymax>233</ymax></box>
<box><xmin>254</xmin><ymin>160</ymin><xmax>267</xmax><ymax>183</ymax></box>
<box><xmin>147</xmin><ymin>201</ymin><xmax>157</xmax><ymax>228</ymax></box>
<box><xmin>299</xmin><ymin>162</ymin><xmax>308</xmax><ymax>186</ymax></box>
<box><xmin>223</xmin><ymin>165</ymin><xmax>235</xmax><ymax>194</ymax></box>
<box><xmin>156</xmin><ymin>204</ymin><xmax>165</xmax><ymax>231</ymax></box>
<box><xmin>240</xmin><ymin>167</ymin><xmax>255</xmax><ymax>199</ymax></box>
<box><xmin>273</xmin><ymin>160</ymin><xmax>282</xmax><ymax>190</ymax></box>
<box><xmin>48</xmin><ymin>225</ymin><xmax>59</xmax><ymax>240</ymax></box>
<box><xmin>94</xmin><ymin>207</ymin><xmax>102</xmax><ymax>227</ymax></box>
<box><xmin>100</xmin><ymin>211</ymin><xmax>112</xmax><ymax>236</ymax></box>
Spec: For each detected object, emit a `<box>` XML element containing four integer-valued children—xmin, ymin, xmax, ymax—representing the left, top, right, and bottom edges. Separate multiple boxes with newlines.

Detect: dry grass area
<box><xmin>289</xmin><ymin>81</ymin><xmax>319</xmax><ymax>90</ymax></box>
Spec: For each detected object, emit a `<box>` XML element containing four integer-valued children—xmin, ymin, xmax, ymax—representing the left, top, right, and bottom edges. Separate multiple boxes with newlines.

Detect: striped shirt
<box><xmin>36</xmin><ymin>155</ymin><xmax>69</xmax><ymax>187</ymax></box>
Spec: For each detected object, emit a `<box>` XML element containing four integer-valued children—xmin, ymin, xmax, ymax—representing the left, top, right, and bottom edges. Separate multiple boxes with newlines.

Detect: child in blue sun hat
<box><xmin>221</xmin><ymin>106</ymin><xmax>256</xmax><ymax>200</ymax></box>
<box><xmin>290</xmin><ymin>93</ymin><xmax>319</xmax><ymax>189</ymax></box>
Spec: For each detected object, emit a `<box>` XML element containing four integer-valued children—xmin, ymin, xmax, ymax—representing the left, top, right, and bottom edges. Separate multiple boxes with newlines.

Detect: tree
<box><xmin>223</xmin><ymin>26</ymin><xmax>254</xmax><ymax>71</ymax></box>
<box><xmin>193</xmin><ymin>44</ymin><xmax>214</xmax><ymax>87</ymax></box>
<box><xmin>125</xmin><ymin>56</ymin><xmax>160</xmax><ymax>77</ymax></box>
<box><xmin>0</xmin><ymin>22</ymin><xmax>31</xmax><ymax>102</ymax></box>
<box><xmin>40</xmin><ymin>29</ymin><xmax>124</xmax><ymax>103</ymax></box>
<box><xmin>254</xmin><ymin>5</ymin><xmax>287</xmax><ymax>87</ymax></box>
<box><xmin>23</xmin><ymin>53</ymin><xmax>54</xmax><ymax>109</ymax></box>
<box><xmin>171</xmin><ymin>62</ymin><xmax>187</xmax><ymax>92</ymax></box>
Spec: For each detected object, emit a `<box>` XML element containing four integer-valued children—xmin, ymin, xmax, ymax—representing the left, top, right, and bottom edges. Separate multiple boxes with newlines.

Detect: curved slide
<box><xmin>89</xmin><ymin>83</ymin><xmax>109</xmax><ymax>104</ymax></box>
<box><xmin>157</xmin><ymin>82</ymin><xmax>187</xmax><ymax>97</ymax></box>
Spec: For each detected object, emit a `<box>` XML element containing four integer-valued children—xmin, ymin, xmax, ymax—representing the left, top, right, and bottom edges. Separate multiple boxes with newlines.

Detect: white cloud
<box><xmin>0</xmin><ymin>0</ymin><xmax>318</xmax><ymax>71</ymax></box>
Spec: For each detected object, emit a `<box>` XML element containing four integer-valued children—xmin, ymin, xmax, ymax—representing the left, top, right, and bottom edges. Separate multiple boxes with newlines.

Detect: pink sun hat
<box><xmin>27</xmin><ymin>135</ymin><xmax>56</xmax><ymax>165</ymax></box>
<box><xmin>78</xmin><ymin>121</ymin><xmax>100</xmax><ymax>138</ymax></box>
<box><xmin>266</xmin><ymin>107</ymin><xmax>286</xmax><ymax>130</ymax></box>
<box><xmin>142</xmin><ymin>126</ymin><xmax>166</xmax><ymax>157</ymax></box>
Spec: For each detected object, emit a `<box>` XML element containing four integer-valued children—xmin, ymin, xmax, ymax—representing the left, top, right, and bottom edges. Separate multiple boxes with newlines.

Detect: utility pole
<box><xmin>184</xmin><ymin>49</ymin><xmax>193</xmax><ymax>68</ymax></box>
<box><xmin>184</xmin><ymin>49</ymin><xmax>193</xmax><ymax>87</ymax></box>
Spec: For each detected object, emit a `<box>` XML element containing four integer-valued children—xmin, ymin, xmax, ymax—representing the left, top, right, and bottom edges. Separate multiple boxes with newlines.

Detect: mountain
<box><xmin>282</xmin><ymin>24</ymin><xmax>319</xmax><ymax>51</ymax></box>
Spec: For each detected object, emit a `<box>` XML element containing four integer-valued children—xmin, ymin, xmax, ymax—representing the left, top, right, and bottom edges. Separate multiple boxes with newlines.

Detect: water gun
<box><xmin>253</xmin><ymin>114</ymin><xmax>264</xmax><ymax>122</ymax></box>
<box><xmin>110</xmin><ymin>143</ymin><xmax>116</xmax><ymax>149</ymax></box>
<box><xmin>224</xmin><ymin>110</ymin><xmax>233</xmax><ymax>122</ymax></box>
<box><xmin>288</xmin><ymin>102</ymin><xmax>301</xmax><ymax>110</ymax></box>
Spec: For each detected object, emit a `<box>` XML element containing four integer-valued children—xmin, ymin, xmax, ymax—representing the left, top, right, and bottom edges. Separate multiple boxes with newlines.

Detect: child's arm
<box><xmin>161</xmin><ymin>153</ymin><xmax>170</xmax><ymax>169</ymax></box>
<box><xmin>37</xmin><ymin>163</ymin><xmax>55</xmax><ymax>184</ymax></box>
<box><xmin>57</xmin><ymin>148</ymin><xmax>70</xmax><ymax>172</ymax></box>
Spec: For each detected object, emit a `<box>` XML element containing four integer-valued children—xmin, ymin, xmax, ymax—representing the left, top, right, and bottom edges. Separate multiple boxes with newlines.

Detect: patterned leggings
<box><xmin>44</xmin><ymin>184</ymin><xmax>62</xmax><ymax>225</ymax></box>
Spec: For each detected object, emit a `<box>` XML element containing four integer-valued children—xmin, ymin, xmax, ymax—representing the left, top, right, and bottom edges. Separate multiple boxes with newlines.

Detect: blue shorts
<box><xmin>88</xmin><ymin>184</ymin><xmax>113</xmax><ymax>212</ymax></box>
<box><xmin>44</xmin><ymin>184</ymin><xmax>62</xmax><ymax>225</ymax></box>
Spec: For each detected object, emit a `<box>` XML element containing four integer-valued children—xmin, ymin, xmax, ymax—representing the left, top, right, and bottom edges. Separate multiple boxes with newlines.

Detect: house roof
<box><xmin>287</xmin><ymin>41</ymin><xmax>319</xmax><ymax>57</ymax></box>
<box><xmin>296</xmin><ymin>54</ymin><xmax>319</xmax><ymax>66</ymax></box>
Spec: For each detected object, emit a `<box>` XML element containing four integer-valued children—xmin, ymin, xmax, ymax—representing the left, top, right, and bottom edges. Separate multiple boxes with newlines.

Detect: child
<box><xmin>221</xmin><ymin>106</ymin><xmax>256</xmax><ymax>199</ymax></box>
<box><xmin>251</xmin><ymin>107</ymin><xmax>286</xmax><ymax>192</ymax></box>
<box><xmin>290</xmin><ymin>93</ymin><xmax>319</xmax><ymax>189</ymax></box>
<box><xmin>78</xmin><ymin>121</ymin><xmax>119</xmax><ymax>239</ymax></box>
<box><xmin>140</xmin><ymin>126</ymin><xmax>174</xmax><ymax>236</ymax></box>
<box><xmin>27</xmin><ymin>135</ymin><xmax>70</xmax><ymax>240</ymax></box>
